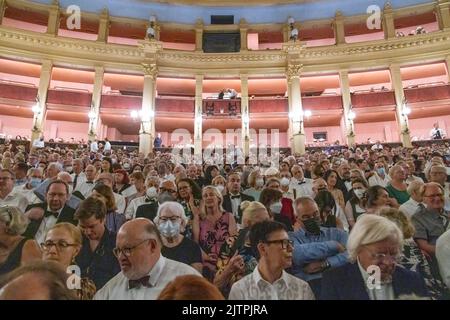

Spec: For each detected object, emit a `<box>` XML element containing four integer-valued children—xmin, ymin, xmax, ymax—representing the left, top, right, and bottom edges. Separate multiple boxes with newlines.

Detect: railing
<box><xmin>203</xmin><ymin>99</ymin><xmax>241</xmax><ymax>116</ymax></box>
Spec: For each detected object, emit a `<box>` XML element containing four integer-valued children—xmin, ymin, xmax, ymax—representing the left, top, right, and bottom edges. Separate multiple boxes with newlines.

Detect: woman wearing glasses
<box><xmin>154</xmin><ymin>201</ymin><xmax>203</xmax><ymax>273</ymax></box>
<box><xmin>0</xmin><ymin>206</ymin><xmax>41</xmax><ymax>276</ymax></box>
<box><xmin>42</xmin><ymin>223</ymin><xmax>96</xmax><ymax>300</ymax></box>
<box><xmin>321</xmin><ymin>214</ymin><xmax>429</xmax><ymax>300</ymax></box>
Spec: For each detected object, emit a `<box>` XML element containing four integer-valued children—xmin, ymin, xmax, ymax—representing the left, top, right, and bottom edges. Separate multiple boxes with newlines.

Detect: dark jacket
<box><xmin>222</xmin><ymin>193</ymin><xmax>254</xmax><ymax>223</ymax></box>
<box><xmin>320</xmin><ymin>262</ymin><xmax>429</xmax><ymax>300</ymax></box>
<box><xmin>23</xmin><ymin>203</ymin><xmax>77</xmax><ymax>239</ymax></box>
<box><xmin>135</xmin><ymin>201</ymin><xmax>159</xmax><ymax>221</ymax></box>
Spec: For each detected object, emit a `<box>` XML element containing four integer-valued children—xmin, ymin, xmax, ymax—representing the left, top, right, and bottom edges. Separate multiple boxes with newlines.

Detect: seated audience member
<box><xmin>0</xmin><ymin>260</ymin><xmax>78</xmax><ymax>300</ymax></box>
<box><xmin>323</xmin><ymin>170</ymin><xmax>345</xmax><ymax>210</ymax></box>
<box><xmin>95</xmin><ymin>172</ymin><xmax>126</xmax><ymax>214</ymax></box>
<box><xmin>114</xmin><ymin>169</ymin><xmax>133</xmax><ymax>196</ymax></box>
<box><xmin>75</xmin><ymin>197</ymin><xmax>120</xmax><ymax>291</ymax></box>
<box><xmin>212</xmin><ymin>175</ymin><xmax>227</xmax><ymax>196</ymax></box>
<box><xmin>365</xmin><ymin>185</ymin><xmax>399</xmax><ymax>215</ymax></box>
<box><xmin>0</xmin><ymin>206</ymin><xmax>41</xmax><ymax>276</ymax></box>
<box><xmin>399</xmin><ymin>181</ymin><xmax>425</xmax><ymax>219</ymax></box>
<box><xmin>94</xmin><ymin>218</ymin><xmax>199</xmax><ymax>300</ymax></box>
<box><xmin>243</xmin><ymin>170</ymin><xmax>264</xmax><ymax>201</ymax></box>
<box><xmin>386</xmin><ymin>165</ymin><xmax>410</xmax><ymax>205</ymax></box>
<box><xmin>436</xmin><ymin>229</ymin><xmax>450</xmax><ymax>289</ymax></box>
<box><xmin>368</xmin><ymin>160</ymin><xmax>390</xmax><ymax>187</ymax></box>
<box><xmin>314</xmin><ymin>190</ymin><xmax>344</xmax><ymax>229</ymax></box>
<box><xmin>229</xmin><ymin>221</ymin><xmax>314</xmax><ymax>300</ymax></box>
<box><xmin>222</xmin><ymin>172</ymin><xmax>255</xmax><ymax>224</ymax></box>
<box><xmin>290</xmin><ymin>165</ymin><xmax>314</xmax><ymax>199</ymax></box>
<box><xmin>265</xmin><ymin>177</ymin><xmax>296</xmax><ymax>225</ymax></box>
<box><xmin>193</xmin><ymin>186</ymin><xmax>237</xmax><ymax>280</ymax></box>
<box><xmin>74</xmin><ymin>165</ymin><xmax>97</xmax><ymax>198</ymax></box>
<box><xmin>259</xmin><ymin>188</ymin><xmax>293</xmax><ymax>231</ymax></box>
<box><xmin>214</xmin><ymin>201</ymin><xmax>270</xmax><ymax>297</ymax></box>
<box><xmin>289</xmin><ymin>196</ymin><xmax>348</xmax><ymax>297</ymax></box>
<box><xmin>92</xmin><ymin>183</ymin><xmax>126</xmax><ymax>233</ymax></box>
<box><xmin>134</xmin><ymin>180</ymin><xmax>178</xmax><ymax>221</ymax></box>
<box><xmin>379</xmin><ymin>207</ymin><xmax>448</xmax><ymax>299</ymax></box>
<box><xmin>158</xmin><ymin>275</ymin><xmax>225</xmax><ymax>300</ymax></box>
<box><xmin>125</xmin><ymin>176</ymin><xmax>159</xmax><ymax>220</ymax></box>
<box><xmin>42</xmin><ymin>223</ymin><xmax>96</xmax><ymax>300</ymax></box>
<box><xmin>14</xmin><ymin>167</ymin><xmax>43</xmax><ymax>203</ymax></box>
<box><xmin>24</xmin><ymin>180</ymin><xmax>78</xmax><ymax>244</ymax></box>
<box><xmin>344</xmin><ymin>178</ymin><xmax>368</xmax><ymax>228</ymax></box>
<box><xmin>154</xmin><ymin>201</ymin><xmax>202</xmax><ymax>273</ymax></box>
<box><xmin>321</xmin><ymin>215</ymin><xmax>429</xmax><ymax>300</ymax></box>
<box><xmin>127</xmin><ymin>172</ymin><xmax>147</xmax><ymax>202</ymax></box>
<box><xmin>0</xmin><ymin>169</ymin><xmax>28</xmax><ymax>213</ymax></box>
<box><xmin>176</xmin><ymin>178</ymin><xmax>202</xmax><ymax>238</ymax></box>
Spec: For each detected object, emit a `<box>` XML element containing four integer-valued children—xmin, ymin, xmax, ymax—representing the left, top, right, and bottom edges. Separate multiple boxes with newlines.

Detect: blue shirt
<box><xmin>289</xmin><ymin>227</ymin><xmax>349</xmax><ymax>282</ymax></box>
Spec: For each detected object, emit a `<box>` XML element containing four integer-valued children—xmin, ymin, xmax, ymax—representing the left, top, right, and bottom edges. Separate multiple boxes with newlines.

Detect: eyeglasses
<box><xmin>159</xmin><ymin>216</ymin><xmax>181</xmax><ymax>222</ymax></box>
<box><xmin>113</xmin><ymin>238</ymin><xmax>152</xmax><ymax>258</ymax></box>
<box><xmin>366</xmin><ymin>248</ymin><xmax>400</xmax><ymax>262</ymax></box>
<box><xmin>264</xmin><ymin>239</ymin><xmax>294</xmax><ymax>250</ymax></box>
<box><xmin>41</xmin><ymin>240</ymin><xmax>78</xmax><ymax>251</ymax></box>
<box><xmin>160</xmin><ymin>188</ymin><xmax>177</xmax><ymax>194</ymax></box>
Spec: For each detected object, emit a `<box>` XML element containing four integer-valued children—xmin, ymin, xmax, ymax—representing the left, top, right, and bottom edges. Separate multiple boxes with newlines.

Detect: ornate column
<box><xmin>194</xmin><ymin>74</ymin><xmax>203</xmax><ymax>157</ymax></box>
<box><xmin>47</xmin><ymin>0</ymin><xmax>60</xmax><ymax>35</ymax></box>
<box><xmin>97</xmin><ymin>8</ymin><xmax>110</xmax><ymax>42</ymax></box>
<box><xmin>445</xmin><ymin>55</ymin><xmax>450</xmax><ymax>83</ymax></box>
<box><xmin>138</xmin><ymin>39</ymin><xmax>162</xmax><ymax>156</ymax></box>
<box><xmin>287</xmin><ymin>64</ymin><xmax>305</xmax><ymax>155</ymax></box>
<box><xmin>88</xmin><ymin>66</ymin><xmax>104</xmax><ymax>141</ymax></box>
<box><xmin>435</xmin><ymin>0</ymin><xmax>450</xmax><ymax>31</ymax></box>
<box><xmin>382</xmin><ymin>3</ymin><xmax>396</xmax><ymax>40</ymax></box>
<box><xmin>0</xmin><ymin>0</ymin><xmax>7</xmax><ymax>25</ymax></box>
<box><xmin>31</xmin><ymin>60</ymin><xmax>53</xmax><ymax>146</ymax></box>
<box><xmin>339</xmin><ymin>70</ymin><xmax>356</xmax><ymax>147</ymax></box>
<box><xmin>195</xmin><ymin>19</ymin><xmax>204</xmax><ymax>52</ymax></box>
<box><xmin>239</xmin><ymin>18</ymin><xmax>248</xmax><ymax>51</ymax></box>
<box><xmin>333</xmin><ymin>11</ymin><xmax>346</xmax><ymax>45</ymax></box>
<box><xmin>389</xmin><ymin>64</ymin><xmax>412</xmax><ymax>147</ymax></box>
<box><xmin>240</xmin><ymin>74</ymin><xmax>250</xmax><ymax>157</ymax></box>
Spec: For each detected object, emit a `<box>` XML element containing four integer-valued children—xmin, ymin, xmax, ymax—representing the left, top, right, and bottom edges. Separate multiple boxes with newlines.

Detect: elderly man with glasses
<box><xmin>94</xmin><ymin>218</ymin><xmax>200</xmax><ymax>300</ymax></box>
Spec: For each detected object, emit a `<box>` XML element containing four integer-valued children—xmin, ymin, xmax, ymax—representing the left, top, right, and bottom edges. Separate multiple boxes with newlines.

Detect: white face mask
<box><xmin>354</xmin><ymin>189</ymin><xmax>366</xmax><ymax>200</ymax></box>
<box><xmin>65</xmin><ymin>166</ymin><xmax>73</xmax><ymax>173</ymax></box>
<box><xmin>146</xmin><ymin>186</ymin><xmax>158</xmax><ymax>199</ymax></box>
<box><xmin>216</xmin><ymin>185</ymin><xmax>225</xmax><ymax>192</ymax></box>
<box><xmin>255</xmin><ymin>178</ymin><xmax>264</xmax><ymax>188</ymax></box>
<box><xmin>270</xmin><ymin>201</ymin><xmax>283</xmax><ymax>214</ymax></box>
<box><xmin>280</xmin><ymin>177</ymin><xmax>290</xmax><ymax>187</ymax></box>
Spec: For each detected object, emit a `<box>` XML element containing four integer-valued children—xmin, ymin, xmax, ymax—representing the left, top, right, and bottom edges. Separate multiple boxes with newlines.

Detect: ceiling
<box><xmin>31</xmin><ymin>0</ymin><xmax>431</xmax><ymax>24</ymax></box>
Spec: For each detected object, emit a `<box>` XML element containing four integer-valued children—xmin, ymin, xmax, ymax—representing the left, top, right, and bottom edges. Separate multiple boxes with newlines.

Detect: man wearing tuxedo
<box><xmin>24</xmin><ymin>180</ymin><xmax>77</xmax><ymax>244</ymax></box>
<box><xmin>222</xmin><ymin>172</ymin><xmax>254</xmax><ymax>224</ymax></box>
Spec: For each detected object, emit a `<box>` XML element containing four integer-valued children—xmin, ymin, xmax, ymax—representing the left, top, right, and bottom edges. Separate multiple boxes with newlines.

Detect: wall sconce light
<box><xmin>32</xmin><ymin>95</ymin><xmax>41</xmax><ymax>114</ymax></box>
<box><xmin>242</xmin><ymin>114</ymin><xmax>250</xmax><ymax>125</ymax></box>
<box><xmin>289</xmin><ymin>109</ymin><xmax>311</xmax><ymax>134</ymax></box>
<box><xmin>348</xmin><ymin>110</ymin><xmax>356</xmax><ymax>120</ymax></box>
<box><xmin>402</xmin><ymin>99</ymin><xmax>411</xmax><ymax>116</ymax></box>
<box><xmin>131</xmin><ymin>109</ymin><xmax>154</xmax><ymax>134</ymax></box>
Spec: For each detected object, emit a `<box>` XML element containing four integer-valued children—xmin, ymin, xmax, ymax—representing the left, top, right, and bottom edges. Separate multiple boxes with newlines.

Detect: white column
<box><xmin>195</xmin><ymin>19</ymin><xmax>203</xmax><ymax>52</ymax></box>
<box><xmin>47</xmin><ymin>1</ymin><xmax>60</xmax><ymax>35</ymax></box>
<box><xmin>333</xmin><ymin>11</ymin><xmax>346</xmax><ymax>45</ymax></box>
<box><xmin>194</xmin><ymin>74</ymin><xmax>203</xmax><ymax>157</ymax></box>
<box><xmin>239</xmin><ymin>19</ymin><xmax>248</xmax><ymax>51</ymax></box>
<box><xmin>382</xmin><ymin>3</ymin><xmax>396</xmax><ymax>40</ymax></box>
<box><xmin>389</xmin><ymin>64</ymin><xmax>412</xmax><ymax>147</ymax></box>
<box><xmin>88</xmin><ymin>66</ymin><xmax>104</xmax><ymax>141</ymax></box>
<box><xmin>339</xmin><ymin>70</ymin><xmax>356</xmax><ymax>147</ymax></box>
<box><xmin>287</xmin><ymin>64</ymin><xmax>305</xmax><ymax>155</ymax></box>
<box><xmin>240</xmin><ymin>74</ymin><xmax>250</xmax><ymax>157</ymax></box>
<box><xmin>436</xmin><ymin>0</ymin><xmax>450</xmax><ymax>31</ymax></box>
<box><xmin>31</xmin><ymin>60</ymin><xmax>53</xmax><ymax>146</ymax></box>
<box><xmin>0</xmin><ymin>0</ymin><xmax>6</xmax><ymax>25</ymax></box>
<box><xmin>97</xmin><ymin>8</ymin><xmax>110</xmax><ymax>42</ymax></box>
<box><xmin>140</xmin><ymin>64</ymin><xmax>158</xmax><ymax>156</ymax></box>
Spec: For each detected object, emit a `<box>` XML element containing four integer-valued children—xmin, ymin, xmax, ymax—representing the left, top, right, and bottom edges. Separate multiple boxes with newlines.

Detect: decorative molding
<box><xmin>142</xmin><ymin>63</ymin><xmax>158</xmax><ymax>79</ymax></box>
<box><xmin>286</xmin><ymin>64</ymin><xmax>303</xmax><ymax>80</ymax></box>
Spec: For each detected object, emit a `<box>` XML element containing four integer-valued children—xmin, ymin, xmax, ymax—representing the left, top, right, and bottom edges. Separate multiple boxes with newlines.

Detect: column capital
<box><xmin>239</xmin><ymin>18</ymin><xmax>248</xmax><ymax>30</ymax></box>
<box><xmin>195</xmin><ymin>18</ymin><xmax>204</xmax><ymax>29</ymax></box>
<box><xmin>287</xmin><ymin>64</ymin><xmax>303</xmax><ymax>80</ymax></box>
<box><xmin>40</xmin><ymin>60</ymin><xmax>53</xmax><ymax>73</ymax></box>
<box><xmin>383</xmin><ymin>2</ymin><xmax>394</xmax><ymax>14</ymax></box>
<box><xmin>195</xmin><ymin>74</ymin><xmax>204</xmax><ymax>82</ymax></box>
<box><xmin>100</xmin><ymin>7</ymin><xmax>109</xmax><ymax>20</ymax></box>
<box><xmin>334</xmin><ymin>10</ymin><xmax>344</xmax><ymax>23</ymax></box>
<box><xmin>142</xmin><ymin>63</ymin><xmax>158</xmax><ymax>80</ymax></box>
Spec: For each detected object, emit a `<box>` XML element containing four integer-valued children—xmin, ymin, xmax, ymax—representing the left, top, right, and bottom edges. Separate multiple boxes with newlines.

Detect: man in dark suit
<box><xmin>222</xmin><ymin>172</ymin><xmax>254</xmax><ymax>224</ymax></box>
<box><xmin>135</xmin><ymin>180</ymin><xmax>177</xmax><ymax>221</ymax></box>
<box><xmin>24</xmin><ymin>180</ymin><xmax>77</xmax><ymax>244</ymax></box>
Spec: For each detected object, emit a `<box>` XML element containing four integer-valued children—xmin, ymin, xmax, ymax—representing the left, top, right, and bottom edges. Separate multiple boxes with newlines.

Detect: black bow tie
<box><xmin>44</xmin><ymin>210</ymin><xmax>59</xmax><ymax>218</ymax></box>
<box><xmin>231</xmin><ymin>195</ymin><xmax>241</xmax><ymax>199</ymax></box>
<box><xmin>298</xmin><ymin>180</ymin><xmax>306</xmax><ymax>185</ymax></box>
<box><xmin>86</xmin><ymin>181</ymin><xmax>94</xmax><ymax>184</ymax></box>
<box><xmin>128</xmin><ymin>276</ymin><xmax>151</xmax><ymax>289</ymax></box>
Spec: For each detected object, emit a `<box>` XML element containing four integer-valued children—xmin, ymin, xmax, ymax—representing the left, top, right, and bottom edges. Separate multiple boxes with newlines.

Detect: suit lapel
<box><xmin>24</xmin><ymin>218</ymin><xmax>43</xmax><ymax>239</ymax></box>
<box><xmin>346</xmin><ymin>263</ymin><xmax>371</xmax><ymax>300</ymax></box>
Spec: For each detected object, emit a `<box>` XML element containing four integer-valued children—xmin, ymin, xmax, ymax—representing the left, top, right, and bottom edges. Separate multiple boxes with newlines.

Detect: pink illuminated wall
<box><xmin>58</xmin><ymin>29</ymin><xmax>98</xmax><ymax>41</ymax></box>
<box><xmin>345</xmin><ymin>31</ymin><xmax>385</xmax><ymax>44</ymax></box>
<box><xmin>162</xmin><ymin>42</ymin><xmax>196</xmax><ymax>51</ymax></box>
<box><xmin>2</xmin><ymin>18</ymin><xmax>47</xmax><ymax>33</ymax></box>
<box><xmin>107</xmin><ymin>36</ymin><xmax>139</xmax><ymax>46</ymax></box>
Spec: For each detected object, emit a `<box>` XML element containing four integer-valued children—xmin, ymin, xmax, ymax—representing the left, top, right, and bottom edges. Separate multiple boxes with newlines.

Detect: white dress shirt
<box><xmin>229</xmin><ymin>266</ymin><xmax>315</xmax><ymax>300</ymax></box>
<box><xmin>13</xmin><ymin>185</ymin><xmax>38</xmax><ymax>205</ymax></box>
<box><xmin>90</xmin><ymin>141</ymin><xmax>99</xmax><ymax>153</ymax></box>
<box><xmin>290</xmin><ymin>178</ymin><xmax>314</xmax><ymax>199</ymax></box>
<box><xmin>357</xmin><ymin>259</ymin><xmax>394</xmax><ymax>300</ymax></box>
<box><xmin>436</xmin><ymin>229</ymin><xmax>450</xmax><ymax>289</ymax></box>
<box><xmin>430</xmin><ymin>127</ymin><xmax>446</xmax><ymax>139</ymax></box>
<box><xmin>399</xmin><ymin>198</ymin><xmax>424</xmax><ymax>219</ymax></box>
<box><xmin>104</xmin><ymin>141</ymin><xmax>111</xmax><ymax>152</ymax></box>
<box><xmin>94</xmin><ymin>255</ymin><xmax>200</xmax><ymax>300</ymax></box>
<box><xmin>35</xmin><ymin>206</ymin><xmax>63</xmax><ymax>245</ymax></box>
<box><xmin>229</xmin><ymin>193</ymin><xmax>241</xmax><ymax>217</ymax></box>
<box><xmin>114</xmin><ymin>192</ymin><xmax>126</xmax><ymax>214</ymax></box>
<box><xmin>70</xmin><ymin>172</ymin><xmax>86</xmax><ymax>190</ymax></box>
<box><xmin>125</xmin><ymin>196</ymin><xmax>147</xmax><ymax>220</ymax></box>
<box><xmin>368</xmin><ymin>173</ymin><xmax>391</xmax><ymax>188</ymax></box>
<box><xmin>75</xmin><ymin>181</ymin><xmax>95</xmax><ymax>198</ymax></box>
<box><xmin>0</xmin><ymin>190</ymin><xmax>28</xmax><ymax>213</ymax></box>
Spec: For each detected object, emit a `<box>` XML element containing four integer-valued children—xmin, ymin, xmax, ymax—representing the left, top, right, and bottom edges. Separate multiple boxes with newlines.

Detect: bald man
<box><xmin>94</xmin><ymin>218</ymin><xmax>199</xmax><ymax>300</ymax></box>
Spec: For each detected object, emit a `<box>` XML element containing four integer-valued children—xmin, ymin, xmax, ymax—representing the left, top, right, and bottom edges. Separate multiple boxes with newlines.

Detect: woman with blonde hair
<box><xmin>379</xmin><ymin>207</ymin><xmax>448</xmax><ymax>299</ymax></box>
<box><xmin>192</xmin><ymin>185</ymin><xmax>237</xmax><ymax>280</ymax></box>
<box><xmin>243</xmin><ymin>170</ymin><xmax>264</xmax><ymax>201</ymax></box>
<box><xmin>211</xmin><ymin>175</ymin><xmax>227</xmax><ymax>196</ymax></box>
<box><xmin>0</xmin><ymin>206</ymin><xmax>41</xmax><ymax>276</ymax></box>
<box><xmin>214</xmin><ymin>201</ymin><xmax>270</xmax><ymax>297</ymax></box>
<box><xmin>42</xmin><ymin>223</ymin><xmax>96</xmax><ymax>300</ymax></box>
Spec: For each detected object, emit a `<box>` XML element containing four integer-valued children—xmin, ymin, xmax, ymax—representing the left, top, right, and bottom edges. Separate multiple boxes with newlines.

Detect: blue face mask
<box><xmin>29</xmin><ymin>178</ymin><xmax>42</xmax><ymax>188</ymax></box>
<box><xmin>377</xmin><ymin>167</ymin><xmax>386</xmax><ymax>176</ymax></box>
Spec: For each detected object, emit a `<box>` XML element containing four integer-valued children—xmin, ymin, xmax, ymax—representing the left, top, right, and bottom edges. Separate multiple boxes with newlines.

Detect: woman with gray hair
<box><xmin>0</xmin><ymin>206</ymin><xmax>41</xmax><ymax>275</ymax></box>
<box><xmin>154</xmin><ymin>201</ymin><xmax>203</xmax><ymax>273</ymax></box>
<box><xmin>321</xmin><ymin>214</ymin><xmax>429</xmax><ymax>300</ymax></box>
